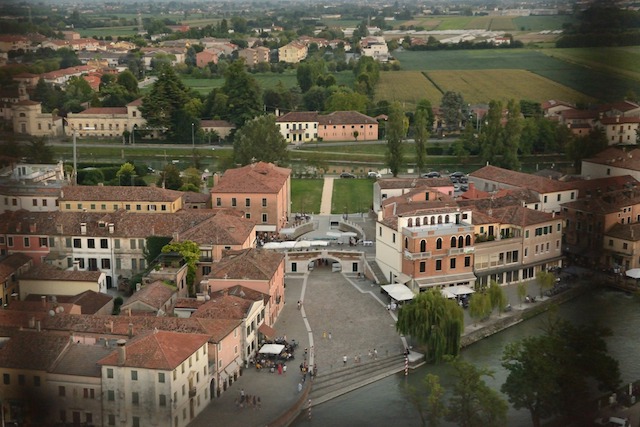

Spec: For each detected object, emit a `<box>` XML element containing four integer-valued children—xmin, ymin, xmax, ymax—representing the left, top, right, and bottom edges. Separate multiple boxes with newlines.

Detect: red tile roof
<box><xmin>59</xmin><ymin>185</ymin><xmax>184</xmax><ymax>202</ymax></box>
<box><xmin>470</xmin><ymin>165</ymin><xmax>571</xmax><ymax>194</ymax></box>
<box><xmin>74</xmin><ymin>107</ymin><xmax>128</xmax><ymax>115</ymax></box>
<box><xmin>0</xmin><ymin>330</ymin><xmax>70</xmax><ymax>370</ymax></box>
<box><xmin>318</xmin><ymin>111</ymin><xmax>377</xmax><ymax>125</ymax></box>
<box><xmin>212</xmin><ymin>162</ymin><xmax>290</xmax><ymax>194</ymax></box>
<box><xmin>122</xmin><ymin>281</ymin><xmax>175</xmax><ymax>311</ymax></box>
<box><xmin>178</xmin><ymin>212</ymin><xmax>255</xmax><ymax>245</ymax></box>
<box><xmin>275</xmin><ymin>111</ymin><xmax>319</xmax><ymax>123</ymax></box>
<box><xmin>98</xmin><ymin>330</ymin><xmax>210</xmax><ymax>369</ymax></box>
<box><xmin>0</xmin><ymin>253</ymin><xmax>32</xmax><ymax>282</ymax></box>
<box><xmin>208</xmin><ymin>248</ymin><xmax>284</xmax><ymax>280</ymax></box>
<box><xmin>20</xmin><ymin>264</ymin><xmax>103</xmax><ymax>282</ymax></box>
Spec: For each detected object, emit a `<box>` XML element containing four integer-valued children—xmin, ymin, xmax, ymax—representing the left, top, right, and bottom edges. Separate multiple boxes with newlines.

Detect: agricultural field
<box><xmin>541</xmin><ymin>47</ymin><xmax>640</xmax><ymax>82</ymax></box>
<box><xmin>78</xmin><ymin>26</ymin><xmax>139</xmax><ymax>37</ymax></box>
<box><xmin>374</xmin><ymin>71</ymin><xmax>442</xmax><ymax>109</ymax></box>
<box><xmin>426</xmin><ymin>69</ymin><xmax>593</xmax><ymax>104</ymax></box>
<box><xmin>391</xmin><ymin>49</ymin><xmax>640</xmax><ymax>102</ymax></box>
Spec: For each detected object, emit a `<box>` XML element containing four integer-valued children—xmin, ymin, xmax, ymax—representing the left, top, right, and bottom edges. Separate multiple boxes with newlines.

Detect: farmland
<box><xmin>426</xmin><ymin>69</ymin><xmax>593</xmax><ymax>104</ymax></box>
<box><xmin>390</xmin><ymin>49</ymin><xmax>640</xmax><ymax>103</ymax></box>
<box><xmin>374</xmin><ymin>71</ymin><xmax>442</xmax><ymax>109</ymax></box>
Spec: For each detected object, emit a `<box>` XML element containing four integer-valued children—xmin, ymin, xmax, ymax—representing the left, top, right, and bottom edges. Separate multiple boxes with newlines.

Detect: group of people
<box><xmin>236</xmin><ymin>389</ymin><xmax>261</xmax><ymax>410</ymax></box>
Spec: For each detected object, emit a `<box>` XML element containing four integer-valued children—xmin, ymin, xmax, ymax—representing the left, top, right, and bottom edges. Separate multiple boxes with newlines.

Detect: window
<box><xmin>436</xmin><ymin>238</ymin><xmax>442</xmax><ymax>250</ymax></box>
<box><xmin>108</xmin><ymin>415</ymin><xmax>116</xmax><ymax>426</ymax></box>
<box><xmin>107</xmin><ymin>390</ymin><xmax>115</xmax><ymax>401</ymax></box>
<box><xmin>73</xmin><ymin>238</ymin><xmax>81</xmax><ymax>248</ymax></box>
<box><xmin>420</xmin><ymin>240</ymin><xmax>426</xmax><ymax>252</ymax></box>
<box><xmin>87</xmin><ymin>239</ymin><xmax>95</xmax><ymax>249</ymax></box>
<box><xmin>216</xmin><ymin>197</ymin><xmax>221</xmax><ymax>207</ymax></box>
<box><xmin>125</xmin><ymin>204</ymin><xmax>131</xmax><ymax>210</ymax></box>
<box><xmin>262</xmin><ymin>213</ymin><xmax>268</xmax><ymax>223</ymax></box>
<box><xmin>101</xmin><ymin>239</ymin><xmax>108</xmax><ymax>249</ymax></box>
<box><xmin>59</xmin><ymin>386</ymin><xmax>66</xmax><ymax>396</ymax></box>
<box><xmin>18</xmin><ymin>374</ymin><xmax>25</xmax><ymax>385</ymax></box>
<box><xmin>464</xmin><ymin>256</ymin><xmax>471</xmax><ymax>267</ymax></box>
<box><xmin>114</xmin><ymin>239</ymin><xmax>120</xmax><ymax>249</ymax></box>
<box><xmin>7</xmin><ymin>237</ymin><xmax>13</xmax><ymax>247</ymax></box>
<box><xmin>158</xmin><ymin>372</ymin><xmax>165</xmax><ymax>383</ymax></box>
<box><xmin>32</xmin><ymin>198</ymin><xmax>37</xmax><ymax>206</ymax></box>
<box><xmin>107</xmin><ymin>368</ymin><xmax>113</xmax><ymax>378</ymax></box>
<box><xmin>245</xmin><ymin>198</ymin><xmax>251</xmax><ymax>207</ymax></box>
<box><xmin>450</xmin><ymin>236</ymin><xmax>456</xmax><ymax>248</ymax></box>
<box><xmin>83</xmin><ymin>388</ymin><xmax>95</xmax><ymax>399</ymax></box>
<box><xmin>419</xmin><ymin>261</ymin><xmax>426</xmax><ymax>273</ymax></box>
<box><xmin>159</xmin><ymin>394</ymin><xmax>167</xmax><ymax>407</ymax></box>
<box><xmin>130</xmin><ymin>239</ymin><xmax>137</xmax><ymax>250</ymax></box>
<box><xmin>132</xmin><ymin>392</ymin><xmax>139</xmax><ymax>405</ymax></box>
<box><xmin>23</xmin><ymin>237</ymin><xmax>30</xmax><ymax>247</ymax></box>
<box><xmin>133</xmin><ymin>416</ymin><xmax>140</xmax><ymax>427</ymax></box>
<box><xmin>609</xmin><ymin>239</ymin><xmax>614</xmax><ymax>247</ymax></box>
<box><xmin>39</xmin><ymin>237</ymin><xmax>47</xmax><ymax>247</ymax></box>
<box><xmin>435</xmin><ymin>260</ymin><xmax>442</xmax><ymax>271</ymax></box>
<box><xmin>450</xmin><ymin>258</ymin><xmax>456</xmax><ymax>269</ymax></box>
<box><xmin>544</xmin><ymin>195</ymin><xmax>548</xmax><ymax>203</ymax></box>
<box><xmin>3</xmin><ymin>374</ymin><xmax>9</xmax><ymax>384</ymax></box>
<box><xmin>136</xmin><ymin>204</ymin><xmax>141</xmax><ymax>211</ymax></box>
<box><xmin>557</xmin><ymin>194</ymin><xmax>561</xmax><ymax>202</ymax></box>
<box><xmin>232</xmin><ymin>198</ymin><xmax>237</xmax><ymax>207</ymax></box>
<box><xmin>262</xmin><ymin>198</ymin><xmax>267</xmax><ymax>207</ymax></box>
<box><xmin>131</xmin><ymin>370</ymin><xmax>138</xmax><ymax>381</ymax></box>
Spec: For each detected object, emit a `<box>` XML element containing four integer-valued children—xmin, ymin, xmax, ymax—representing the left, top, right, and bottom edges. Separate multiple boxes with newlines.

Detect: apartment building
<box><xmin>277</xmin><ymin>41</ymin><xmax>307</xmax><ymax>63</ymax></box>
<box><xmin>58</xmin><ymin>185</ymin><xmax>185</xmax><ymax>213</ymax></box>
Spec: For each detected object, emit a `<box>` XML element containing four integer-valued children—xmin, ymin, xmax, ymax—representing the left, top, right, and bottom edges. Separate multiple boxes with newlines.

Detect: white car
<box><xmin>367</xmin><ymin>171</ymin><xmax>381</xmax><ymax>178</ymax></box>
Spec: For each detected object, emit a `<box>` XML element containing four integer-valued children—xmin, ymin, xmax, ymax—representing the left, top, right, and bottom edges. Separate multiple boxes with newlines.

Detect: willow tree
<box><xmin>536</xmin><ymin>270</ymin><xmax>555</xmax><ymax>298</ymax></box>
<box><xmin>468</xmin><ymin>292</ymin><xmax>491</xmax><ymax>326</ymax></box>
<box><xmin>488</xmin><ymin>281</ymin><xmax>508</xmax><ymax>316</ymax></box>
<box><xmin>396</xmin><ymin>289</ymin><xmax>464</xmax><ymax>363</ymax></box>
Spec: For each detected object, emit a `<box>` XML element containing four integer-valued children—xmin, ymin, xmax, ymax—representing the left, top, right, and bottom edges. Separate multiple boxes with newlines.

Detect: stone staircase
<box><xmin>365</xmin><ymin>257</ymin><xmax>388</xmax><ymax>285</ymax></box>
<box><xmin>309</xmin><ymin>354</ymin><xmax>406</xmax><ymax>405</ymax></box>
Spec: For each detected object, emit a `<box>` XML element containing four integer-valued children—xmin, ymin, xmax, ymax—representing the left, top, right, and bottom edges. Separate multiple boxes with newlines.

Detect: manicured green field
<box><xmin>427</xmin><ymin>69</ymin><xmax>593</xmax><ymax>104</ymax></box>
<box><xmin>331</xmin><ymin>179</ymin><xmax>374</xmax><ymax>214</ymax></box>
<box><xmin>374</xmin><ymin>71</ymin><xmax>442</xmax><ymax>109</ymax></box>
<box><xmin>291</xmin><ymin>179</ymin><xmax>323</xmax><ymax>214</ymax></box>
<box><xmin>513</xmin><ymin>15</ymin><xmax>577</xmax><ymax>31</ymax></box>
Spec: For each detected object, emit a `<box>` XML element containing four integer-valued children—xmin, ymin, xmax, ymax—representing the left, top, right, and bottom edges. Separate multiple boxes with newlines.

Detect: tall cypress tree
<box><xmin>386</xmin><ymin>101</ymin><xmax>406</xmax><ymax>177</ymax></box>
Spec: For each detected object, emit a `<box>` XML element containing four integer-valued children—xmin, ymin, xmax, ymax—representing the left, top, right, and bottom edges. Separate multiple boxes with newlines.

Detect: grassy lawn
<box><xmin>375</xmin><ymin>71</ymin><xmax>443</xmax><ymax>110</ymax></box>
<box><xmin>291</xmin><ymin>179</ymin><xmax>323</xmax><ymax>214</ymax></box>
<box><xmin>331</xmin><ymin>179</ymin><xmax>374</xmax><ymax>214</ymax></box>
<box><xmin>513</xmin><ymin>15</ymin><xmax>577</xmax><ymax>31</ymax></box>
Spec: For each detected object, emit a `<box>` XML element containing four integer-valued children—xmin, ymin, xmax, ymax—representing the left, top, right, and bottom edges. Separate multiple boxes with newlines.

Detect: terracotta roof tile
<box><xmin>212</xmin><ymin>162</ymin><xmax>290</xmax><ymax>194</ymax></box>
<box><xmin>24</xmin><ymin>290</ymin><xmax>112</xmax><ymax>315</ymax></box>
<box><xmin>208</xmin><ymin>248</ymin><xmax>284</xmax><ymax>280</ymax></box>
<box><xmin>122</xmin><ymin>281</ymin><xmax>175</xmax><ymax>311</ymax></box>
<box><xmin>50</xmin><ymin>343</ymin><xmax>114</xmax><ymax>376</ymax></box>
<box><xmin>470</xmin><ymin>165</ymin><xmax>572</xmax><ymax>194</ymax></box>
<box><xmin>192</xmin><ymin>294</ymin><xmax>255</xmax><ymax>320</ymax></box>
<box><xmin>178</xmin><ymin>212</ymin><xmax>255</xmax><ymax>245</ymax></box>
<box><xmin>606</xmin><ymin>222</ymin><xmax>640</xmax><ymax>241</ymax></box>
<box><xmin>0</xmin><ymin>253</ymin><xmax>32</xmax><ymax>282</ymax></box>
<box><xmin>318</xmin><ymin>111</ymin><xmax>377</xmax><ymax>125</ymax></box>
<box><xmin>0</xmin><ymin>330</ymin><xmax>70</xmax><ymax>370</ymax></box>
<box><xmin>59</xmin><ymin>185</ymin><xmax>184</xmax><ymax>202</ymax></box>
<box><xmin>97</xmin><ymin>330</ymin><xmax>210</xmax><ymax>369</ymax></box>
<box><xmin>20</xmin><ymin>264</ymin><xmax>103</xmax><ymax>282</ymax></box>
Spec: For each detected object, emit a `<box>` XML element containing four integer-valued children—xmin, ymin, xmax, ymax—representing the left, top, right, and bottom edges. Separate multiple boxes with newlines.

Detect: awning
<box><xmin>448</xmin><ymin>285</ymin><xmax>475</xmax><ymax>296</ymax></box>
<box><xmin>259</xmin><ymin>343</ymin><xmax>285</xmax><ymax>355</ymax></box>
<box><xmin>395</xmin><ymin>273</ymin><xmax>412</xmax><ymax>284</ymax></box>
<box><xmin>441</xmin><ymin>289</ymin><xmax>456</xmax><ymax>299</ymax></box>
<box><xmin>381</xmin><ymin>284</ymin><xmax>415</xmax><ymax>301</ymax></box>
<box><xmin>415</xmin><ymin>272</ymin><xmax>476</xmax><ymax>288</ymax></box>
<box><xmin>626</xmin><ymin>268</ymin><xmax>640</xmax><ymax>279</ymax></box>
<box><xmin>258</xmin><ymin>323</ymin><xmax>276</xmax><ymax>339</ymax></box>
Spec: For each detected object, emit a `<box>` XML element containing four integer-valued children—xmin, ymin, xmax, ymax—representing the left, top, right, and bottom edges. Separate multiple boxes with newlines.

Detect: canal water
<box><xmin>294</xmin><ymin>287</ymin><xmax>640</xmax><ymax>426</ymax></box>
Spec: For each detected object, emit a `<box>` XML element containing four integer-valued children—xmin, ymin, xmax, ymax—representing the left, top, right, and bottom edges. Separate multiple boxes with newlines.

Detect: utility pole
<box><xmin>191</xmin><ymin>122</ymin><xmax>195</xmax><ymax>148</ymax></box>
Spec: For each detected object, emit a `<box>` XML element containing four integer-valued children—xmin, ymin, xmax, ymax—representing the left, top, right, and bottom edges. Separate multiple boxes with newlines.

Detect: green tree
<box><xmin>303</xmin><ymin>86</ymin><xmax>328</xmax><ymax>111</ymax></box>
<box><xmin>536</xmin><ymin>270</ymin><xmax>555</xmax><ymax>298</ymax></box>
<box><xmin>324</xmin><ymin>90</ymin><xmax>368</xmax><ymax>113</ymax></box>
<box><xmin>565</xmin><ymin>128</ymin><xmax>608</xmax><ymax>172</ymax></box>
<box><xmin>161</xmin><ymin>240</ymin><xmax>200</xmax><ymax>296</ymax></box>
<box><xmin>413</xmin><ymin>108</ymin><xmax>430</xmax><ymax>174</ymax></box>
<box><xmin>395</xmin><ymin>289</ymin><xmax>464</xmax><ymax>363</ymax></box>
<box><xmin>415</xmin><ymin>99</ymin><xmax>435</xmax><ymax>131</ymax></box>
<box><xmin>116</xmin><ymin>162</ymin><xmax>136</xmax><ymax>186</ymax></box>
<box><xmin>222</xmin><ymin>59</ymin><xmax>262</xmax><ymax>127</ymax></box>
<box><xmin>139</xmin><ymin>65</ymin><xmax>190</xmax><ymax>139</ymax></box>
<box><xmin>501</xmin><ymin>99</ymin><xmax>522</xmax><ymax>170</ymax></box>
<box><xmin>144</xmin><ymin>236</ymin><xmax>173</xmax><ymax>265</ymax></box>
<box><xmin>440</xmin><ymin>91</ymin><xmax>466</xmax><ymax>132</ymax></box>
<box><xmin>233</xmin><ymin>115</ymin><xmax>289</xmax><ymax>166</ymax></box>
<box><xmin>468</xmin><ymin>292</ymin><xmax>491</xmax><ymax>325</ymax></box>
<box><xmin>157</xmin><ymin>164</ymin><xmax>183</xmax><ymax>190</ymax></box>
<box><xmin>115</xmin><ymin>70</ymin><xmax>139</xmax><ymax>95</ymax></box>
<box><xmin>502</xmin><ymin>318</ymin><xmax>621</xmax><ymax>427</ymax></box>
<box><xmin>517</xmin><ymin>282</ymin><xmax>527</xmax><ymax>307</ymax></box>
<box><xmin>23</xmin><ymin>137</ymin><xmax>54</xmax><ymax>164</ymax></box>
<box><xmin>479</xmin><ymin>100</ymin><xmax>504</xmax><ymax>166</ymax></box>
<box><xmin>403</xmin><ymin>373</ymin><xmax>447</xmax><ymax>427</ymax></box>
<box><xmin>488</xmin><ymin>280</ymin><xmax>508</xmax><ymax>316</ymax></box>
<box><xmin>446</xmin><ymin>357</ymin><xmax>508</xmax><ymax>427</ymax></box>
<box><xmin>385</xmin><ymin>101</ymin><xmax>406</xmax><ymax>177</ymax></box>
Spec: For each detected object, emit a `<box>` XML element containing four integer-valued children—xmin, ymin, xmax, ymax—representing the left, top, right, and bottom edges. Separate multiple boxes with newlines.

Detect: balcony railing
<box><xmin>404</xmin><ymin>251</ymin><xmax>431</xmax><ymax>260</ymax></box>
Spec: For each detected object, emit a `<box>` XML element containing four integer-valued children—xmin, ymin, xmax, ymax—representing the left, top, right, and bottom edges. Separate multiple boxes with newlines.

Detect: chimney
<box><xmin>117</xmin><ymin>339</ymin><xmax>126</xmax><ymax>365</ymax></box>
<box><xmin>128</xmin><ymin>322</ymin><xmax>133</xmax><ymax>338</ymax></box>
<box><xmin>213</xmin><ymin>173</ymin><xmax>219</xmax><ymax>187</ymax></box>
<box><xmin>108</xmin><ymin>223</ymin><xmax>114</xmax><ymax>234</ymax></box>
<box><xmin>80</xmin><ymin>222</ymin><xmax>87</xmax><ymax>235</ymax></box>
<box><xmin>56</xmin><ymin>224</ymin><xmax>63</xmax><ymax>234</ymax></box>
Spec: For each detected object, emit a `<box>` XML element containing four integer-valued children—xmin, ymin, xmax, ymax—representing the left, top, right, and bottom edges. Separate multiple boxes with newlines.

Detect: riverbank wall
<box><xmin>460</xmin><ymin>281</ymin><xmax>594</xmax><ymax>348</ymax></box>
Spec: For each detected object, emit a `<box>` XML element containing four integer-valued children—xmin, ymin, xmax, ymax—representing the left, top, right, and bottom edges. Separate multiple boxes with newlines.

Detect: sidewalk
<box><xmin>319</xmin><ymin>177</ymin><xmax>334</xmax><ymax>215</ymax></box>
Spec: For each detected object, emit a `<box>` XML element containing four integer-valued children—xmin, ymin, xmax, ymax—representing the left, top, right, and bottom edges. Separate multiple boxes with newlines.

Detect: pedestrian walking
<box><xmin>328</xmin><ymin>332</ymin><xmax>332</xmax><ymax>340</ymax></box>
<box><xmin>283</xmin><ymin>363</ymin><xmax>287</xmax><ymax>374</ymax></box>
<box><xmin>368</xmin><ymin>349</ymin><xmax>372</xmax><ymax>358</ymax></box>
<box><xmin>358</xmin><ymin>353</ymin><xmax>362</xmax><ymax>363</ymax></box>
<box><xmin>240</xmin><ymin>388</ymin><xmax>245</xmax><ymax>402</ymax></box>
<box><xmin>374</xmin><ymin>348</ymin><xmax>378</xmax><ymax>359</ymax></box>
<box><xmin>354</xmin><ymin>355</ymin><xmax>357</xmax><ymax>364</ymax></box>
<box><xmin>343</xmin><ymin>355</ymin><xmax>347</xmax><ymax>365</ymax></box>
<box><xmin>323</xmin><ymin>330</ymin><xmax>327</xmax><ymax>339</ymax></box>
<box><xmin>297</xmin><ymin>300</ymin><xmax>301</xmax><ymax>310</ymax></box>
<box><xmin>253</xmin><ymin>395</ymin><xmax>257</xmax><ymax>409</ymax></box>
<box><xmin>298</xmin><ymin>382</ymin><xmax>303</xmax><ymax>393</ymax></box>
<box><xmin>304</xmin><ymin>348</ymin><xmax>308</xmax><ymax>359</ymax></box>
<box><xmin>257</xmin><ymin>396</ymin><xmax>261</xmax><ymax>409</ymax></box>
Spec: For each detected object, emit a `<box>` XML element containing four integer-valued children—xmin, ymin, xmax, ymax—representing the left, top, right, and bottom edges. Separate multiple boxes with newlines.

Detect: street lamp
<box><xmin>191</xmin><ymin>122</ymin><xmax>195</xmax><ymax>148</ymax></box>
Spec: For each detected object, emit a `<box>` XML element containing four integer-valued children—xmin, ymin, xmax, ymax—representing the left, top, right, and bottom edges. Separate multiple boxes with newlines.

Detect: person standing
<box><xmin>374</xmin><ymin>348</ymin><xmax>378</xmax><ymax>359</ymax></box>
<box><xmin>343</xmin><ymin>355</ymin><xmax>347</xmax><ymax>365</ymax></box>
<box><xmin>283</xmin><ymin>363</ymin><xmax>287</xmax><ymax>375</ymax></box>
<box><xmin>328</xmin><ymin>332</ymin><xmax>332</xmax><ymax>340</ymax></box>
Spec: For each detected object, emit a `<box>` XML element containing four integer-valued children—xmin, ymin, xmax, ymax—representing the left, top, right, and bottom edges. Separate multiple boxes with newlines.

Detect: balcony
<box><xmin>404</xmin><ymin>251</ymin><xmax>431</xmax><ymax>260</ymax></box>
<box><xmin>449</xmin><ymin>247</ymin><xmax>474</xmax><ymax>256</ymax></box>
<box><xmin>189</xmin><ymin>387</ymin><xmax>197</xmax><ymax>397</ymax></box>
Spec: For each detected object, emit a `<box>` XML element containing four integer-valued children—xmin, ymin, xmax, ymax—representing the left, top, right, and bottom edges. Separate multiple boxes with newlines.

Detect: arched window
<box><xmin>438</xmin><ymin>216</ymin><xmax>443</xmax><ymax>224</ymax></box>
<box><xmin>404</xmin><ymin>237</ymin><xmax>408</xmax><ymax>249</ymax></box>
<box><xmin>465</xmin><ymin>235</ymin><xmax>472</xmax><ymax>246</ymax></box>
<box><xmin>450</xmin><ymin>236</ymin><xmax>457</xmax><ymax>248</ymax></box>
<box><xmin>458</xmin><ymin>236</ymin><xmax>464</xmax><ymax>248</ymax></box>
<box><xmin>407</xmin><ymin>218</ymin><xmax>413</xmax><ymax>227</ymax></box>
<box><xmin>445</xmin><ymin>215</ymin><xmax>450</xmax><ymax>223</ymax></box>
<box><xmin>420</xmin><ymin>240</ymin><xmax>426</xmax><ymax>252</ymax></box>
<box><xmin>415</xmin><ymin>218</ymin><xmax>421</xmax><ymax>226</ymax></box>
<box><xmin>424</xmin><ymin>217</ymin><xmax>428</xmax><ymax>225</ymax></box>
<box><xmin>436</xmin><ymin>238</ymin><xmax>442</xmax><ymax>249</ymax></box>
<box><xmin>430</xmin><ymin>217</ymin><xmax>435</xmax><ymax>225</ymax></box>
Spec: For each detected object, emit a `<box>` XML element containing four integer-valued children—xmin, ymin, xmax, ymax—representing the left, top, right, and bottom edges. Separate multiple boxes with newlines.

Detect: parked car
<box><xmin>421</xmin><ymin>171</ymin><xmax>441</xmax><ymax>178</ymax></box>
<box><xmin>367</xmin><ymin>171</ymin><xmax>381</xmax><ymax>178</ymax></box>
<box><xmin>450</xmin><ymin>171</ymin><xmax>466</xmax><ymax>179</ymax></box>
<box><xmin>340</xmin><ymin>172</ymin><xmax>356</xmax><ymax>179</ymax></box>
<box><xmin>594</xmin><ymin>416</ymin><xmax>631</xmax><ymax>427</ymax></box>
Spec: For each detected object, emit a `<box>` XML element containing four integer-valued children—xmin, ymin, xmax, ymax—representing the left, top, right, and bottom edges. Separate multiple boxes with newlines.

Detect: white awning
<box><xmin>381</xmin><ymin>284</ymin><xmax>415</xmax><ymax>301</ymax></box>
<box><xmin>258</xmin><ymin>344</ymin><xmax>285</xmax><ymax>355</ymax></box>
<box><xmin>626</xmin><ymin>268</ymin><xmax>640</xmax><ymax>279</ymax></box>
<box><xmin>395</xmin><ymin>273</ymin><xmax>412</xmax><ymax>284</ymax></box>
<box><xmin>447</xmin><ymin>285</ymin><xmax>475</xmax><ymax>296</ymax></box>
<box><xmin>441</xmin><ymin>289</ymin><xmax>456</xmax><ymax>299</ymax></box>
